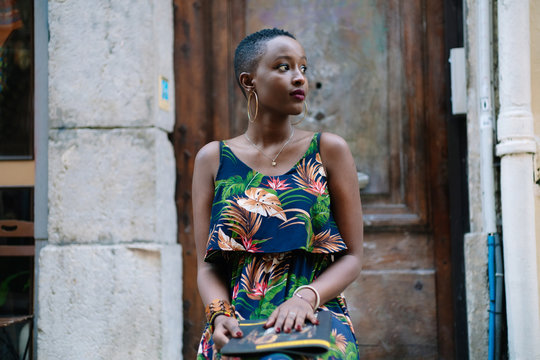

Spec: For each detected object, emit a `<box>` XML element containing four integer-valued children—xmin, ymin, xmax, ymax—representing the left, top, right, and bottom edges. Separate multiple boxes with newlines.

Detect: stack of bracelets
<box><xmin>205</xmin><ymin>299</ymin><xmax>236</xmax><ymax>333</ymax></box>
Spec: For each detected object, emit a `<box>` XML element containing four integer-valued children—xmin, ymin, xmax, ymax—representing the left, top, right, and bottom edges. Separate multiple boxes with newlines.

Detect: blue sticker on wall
<box><xmin>159</xmin><ymin>76</ymin><xmax>170</xmax><ymax>111</ymax></box>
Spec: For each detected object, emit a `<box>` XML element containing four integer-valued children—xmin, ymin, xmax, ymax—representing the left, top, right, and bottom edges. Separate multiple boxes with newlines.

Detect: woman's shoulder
<box><xmin>194</xmin><ymin>136</ymin><xmax>243</xmax><ymax>173</ymax></box>
<box><xmin>194</xmin><ymin>140</ymin><xmax>221</xmax><ymax>164</ymax></box>
<box><xmin>194</xmin><ymin>141</ymin><xmax>223</xmax><ymax>181</ymax></box>
<box><xmin>319</xmin><ymin>132</ymin><xmax>357</xmax><ymax>184</ymax></box>
<box><xmin>319</xmin><ymin>132</ymin><xmax>351</xmax><ymax>158</ymax></box>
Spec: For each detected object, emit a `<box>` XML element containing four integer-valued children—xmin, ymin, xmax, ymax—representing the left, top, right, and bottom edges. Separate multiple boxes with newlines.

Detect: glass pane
<box><xmin>0</xmin><ymin>187</ymin><xmax>32</xmax><ymax>221</ymax></box>
<box><xmin>0</xmin><ymin>316</ymin><xmax>32</xmax><ymax>360</ymax></box>
<box><xmin>0</xmin><ymin>187</ymin><xmax>33</xmax><ymax>245</ymax></box>
<box><xmin>0</xmin><ymin>236</ymin><xmax>32</xmax><ymax>245</ymax></box>
<box><xmin>0</xmin><ymin>0</ymin><xmax>33</xmax><ymax>158</ymax></box>
<box><xmin>0</xmin><ymin>257</ymin><xmax>32</xmax><ymax>315</ymax></box>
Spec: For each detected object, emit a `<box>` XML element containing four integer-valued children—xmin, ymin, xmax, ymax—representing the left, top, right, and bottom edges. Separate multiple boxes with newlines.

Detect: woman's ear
<box><xmin>239</xmin><ymin>72</ymin><xmax>255</xmax><ymax>93</ymax></box>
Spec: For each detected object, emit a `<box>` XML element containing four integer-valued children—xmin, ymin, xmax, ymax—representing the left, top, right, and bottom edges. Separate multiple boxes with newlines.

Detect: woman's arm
<box><xmin>308</xmin><ymin>132</ymin><xmax>364</xmax><ymax>300</ymax></box>
<box><xmin>265</xmin><ymin>132</ymin><xmax>363</xmax><ymax>332</ymax></box>
<box><xmin>192</xmin><ymin>141</ymin><xmax>242</xmax><ymax>348</ymax></box>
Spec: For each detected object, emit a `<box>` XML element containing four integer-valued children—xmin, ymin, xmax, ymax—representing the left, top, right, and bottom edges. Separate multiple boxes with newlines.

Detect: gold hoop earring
<box><xmin>291</xmin><ymin>101</ymin><xmax>308</xmax><ymax>126</ymax></box>
<box><xmin>247</xmin><ymin>91</ymin><xmax>259</xmax><ymax>123</ymax></box>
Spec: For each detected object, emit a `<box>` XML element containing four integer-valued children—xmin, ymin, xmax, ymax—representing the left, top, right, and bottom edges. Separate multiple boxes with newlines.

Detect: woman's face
<box><xmin>251</xmin><ymin>36</ymin><xmax>308</xmax><ymax>117</ymax></box>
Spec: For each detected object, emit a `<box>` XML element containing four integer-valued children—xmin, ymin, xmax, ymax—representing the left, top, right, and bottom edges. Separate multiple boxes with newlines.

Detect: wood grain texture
<box><xmin>424</xmin><ymin>0</ymin><xmax>455</xmax><ymax>357</ymax></box>
<box><xmin>173</xmin><ymin>1</ymin><xmax>243</xmax><ymax>358</ymax></box>
<box><xmin>173</xmin><ymin>1</ymin><xmax>210</xmax><ymax>357</ymax></box>
<box><xmin>362</xmin><ymin>232</ymin><xmax>433</xmax><ymax>270</ymax></box>
<box><xmin>345</xmin><ymin>271</ymin><xmax>437</xmax><ymax>359</ymax></box>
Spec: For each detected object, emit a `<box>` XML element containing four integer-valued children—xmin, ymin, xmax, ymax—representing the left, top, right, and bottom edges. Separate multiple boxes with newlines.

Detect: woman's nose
<box><xmin>292</xmin><ymin>71</ymin><xmax>305</xmax><ymax>86</ymax></box>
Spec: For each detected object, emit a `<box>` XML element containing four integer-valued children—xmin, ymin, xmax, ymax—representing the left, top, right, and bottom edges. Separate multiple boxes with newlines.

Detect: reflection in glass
<box><xmin>0</xmin><ymin>316</ymin><xmax>33</xmax><ymax>359</ymax></box>
<box><xmin>0</xmin><ymin>0</ymin><xmax>33</xmax><ymax>158</ymax></box>
<box><xmin>0</xmin><ymin>187</ymin><xmax>32</xmax><ymax>221</ymax></box>
<box><xmin>0</xmin><ymin>187</ymin><xmax>33</xmax><ymax>245</ymax></box>
<box><xmin>0</xmin><ymin>257</ymin><xmax>32</xmax><ymax>316</ymax></box>
<box><xmin>0</xmin><ymin>257</ymin><xmax>33</xmax><ymax>360</ymax></box>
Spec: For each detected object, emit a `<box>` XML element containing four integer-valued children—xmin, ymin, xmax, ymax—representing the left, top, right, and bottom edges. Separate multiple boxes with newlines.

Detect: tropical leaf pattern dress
<box><xmin>198</xmin><ymin>133</ymin><xmax>360</xmax><ymax>360</ymax></box>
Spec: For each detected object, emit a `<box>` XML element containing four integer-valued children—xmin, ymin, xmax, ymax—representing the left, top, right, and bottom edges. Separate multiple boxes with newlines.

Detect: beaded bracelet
<box><xmin>205</xmin><ymin>299</ymin><xmax>235</xmax><ymax>333</ymax></box>
<box><xmin>293</xmin><ymin>285</ymin><xmax>320</xmax><ymax>311</ymax></box>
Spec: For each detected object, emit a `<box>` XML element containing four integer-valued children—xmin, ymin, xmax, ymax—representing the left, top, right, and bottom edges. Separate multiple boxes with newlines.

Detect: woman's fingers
<box><xmin>305</xmin><ymin>311</ymin><xmax>320</xmax><ymax>327</ymax></box>
<box><xmin>265</xmin><ymin>307</ymin><xmax>294</xmax><ymax>330</ymax></box>
<box><xmin>212</xmin><ymin>328</ymin><xmax>229</xmax><ymax>350</ymax></box>
<box><xmin>273</xmin><ymin>309</ymin><xmax>289</xmax><ymax>333</ymax></box>
<box><xmin>265</xmin><ymin>310</ymin><xmax>278</xmax><ymax>328</ymax></box>
<box><xmin>223</xmin><ymin>317</ymin><xmax>243</xmax><ymax>338</ymax></box>
<box><xmin>283</xmin><ymin>310</ymin><xmax>301</xmax><ymax>333</ymax></box>
<box><xmin>264</xmin><ymin>295</ymin><xmax>324</xmax><ymax>333</ymax></box>
<box><xmin>212</xmin><ymin>315</ymin><xmax>242</xmax><ymax>350</ymax></box>
<box><xmin>266</xmin><ymin>296</ymin><xmax>316</xmax><ymax>333</ymax></box>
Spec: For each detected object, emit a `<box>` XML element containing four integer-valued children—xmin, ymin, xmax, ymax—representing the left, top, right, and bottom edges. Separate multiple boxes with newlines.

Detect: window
<box><xmin>0</xmin><ymin>1</ymin><xmax>35</xmax><ymax>359</ymax></box>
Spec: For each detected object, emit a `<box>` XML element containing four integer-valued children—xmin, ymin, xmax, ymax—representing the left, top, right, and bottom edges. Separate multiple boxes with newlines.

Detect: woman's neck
<box><xmin>244</xmin><ymin>115</ymin><xmax>293</xmax><ymax>146</ymax></box>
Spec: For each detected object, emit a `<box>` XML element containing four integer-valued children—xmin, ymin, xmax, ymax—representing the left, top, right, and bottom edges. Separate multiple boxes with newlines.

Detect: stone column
<box><xmin>463</xmin><ymin>1</ymin><xmax>489</xmax><ymax>357</ymax></box>
<box><xmin>38</xmin><ymin>1</ymin><xmax>182</xmax><ymax>359</ymax></box>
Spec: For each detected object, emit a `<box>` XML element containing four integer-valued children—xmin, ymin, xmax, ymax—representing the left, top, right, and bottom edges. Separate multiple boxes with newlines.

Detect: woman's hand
<box><xmin>212</xmin><ymin>315</ymin><xmax>243</xmax><ymax>351</ymax></box>
<box><xmin>264</xmin><ymin>293</ymin><xmax>319</xmax><ymax>333</ymax></box>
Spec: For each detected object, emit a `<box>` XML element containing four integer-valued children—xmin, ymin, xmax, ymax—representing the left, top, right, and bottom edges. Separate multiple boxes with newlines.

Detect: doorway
<box><xmin>173</xmin><ymin>1</ymin><xmax>456</xmax><ymax>358</ymax></box>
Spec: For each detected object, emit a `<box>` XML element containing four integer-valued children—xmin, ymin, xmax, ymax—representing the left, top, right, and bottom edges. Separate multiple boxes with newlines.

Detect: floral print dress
<box><xmin>198</xmin><ymin>133</ymin><xmax>360</xmax><ymax>360</ymax></box>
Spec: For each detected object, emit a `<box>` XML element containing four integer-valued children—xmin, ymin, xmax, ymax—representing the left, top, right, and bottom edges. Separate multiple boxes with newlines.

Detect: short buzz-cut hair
<box><xmin>234</xmin><ymin>28</ymin><xmax>296</xmax><ymax>96</ymax></box>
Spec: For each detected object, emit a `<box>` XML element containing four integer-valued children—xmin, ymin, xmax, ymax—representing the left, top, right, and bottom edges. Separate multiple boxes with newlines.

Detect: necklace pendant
<box><xmin>272</xmin><ymin>161</ymin><xmax>277</xmax><ymax>167</ymax></box>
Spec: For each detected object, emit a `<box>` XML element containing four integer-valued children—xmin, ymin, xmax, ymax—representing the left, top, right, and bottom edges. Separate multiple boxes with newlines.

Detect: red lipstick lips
<box><xmin>290</xmin><ymin>89</ymin><xmax>305</xmax><ymax>101</ymax></box>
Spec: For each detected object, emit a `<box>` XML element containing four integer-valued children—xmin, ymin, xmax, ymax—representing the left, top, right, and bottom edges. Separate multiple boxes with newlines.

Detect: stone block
<box><xmin>153</xmin><ymin>0</ymin><xmax>175</xmax><ymax>132</ymax></box>
<box><xmin>48</xmin><ymin>128</ymin><xmax>177</xmax><ymax>244</ymax></box>
<box><xmin>48</xmin><ymin>0</ymin><xmax>174</xmax><ymax>131</ymax></box>
<box><xmin>464</xmin><ymin>232</ymin><xmax>489</xmax><ymax>360</ymax></box>
<box><xmin>37</xmin><ymin>243</ymin><xmax>182</xmax><ymax>360</ymax></box>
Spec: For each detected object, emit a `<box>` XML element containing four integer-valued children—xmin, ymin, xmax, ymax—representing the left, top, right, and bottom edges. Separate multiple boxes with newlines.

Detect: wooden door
<box><xmin>173</xmin><ymin>1</ymin><xmax>452</xmax><ymax>359</ymax></box>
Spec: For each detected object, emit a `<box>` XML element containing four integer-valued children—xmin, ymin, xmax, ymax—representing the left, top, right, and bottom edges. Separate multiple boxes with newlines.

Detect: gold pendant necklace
<box><xmin>244</xmin><ymin>126</ymin><xmax>295</xmax><ymax>167</ymax></box>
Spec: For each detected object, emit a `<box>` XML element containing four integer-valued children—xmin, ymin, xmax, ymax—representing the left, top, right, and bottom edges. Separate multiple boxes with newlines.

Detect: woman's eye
<box><xmin>277</xmin><ymin>64</ymin><xmax>289</xmax><ymax>71</ymax></box>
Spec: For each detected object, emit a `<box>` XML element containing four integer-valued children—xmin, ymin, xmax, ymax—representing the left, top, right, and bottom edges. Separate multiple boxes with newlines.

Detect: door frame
<box><xmin>172</xmin><ymin>1</ymin><xmax>456</xmax><ymax>358</ymax></box>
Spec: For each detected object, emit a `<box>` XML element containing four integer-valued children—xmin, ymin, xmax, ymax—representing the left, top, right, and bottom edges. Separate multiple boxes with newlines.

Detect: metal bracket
<box><xmin>449</xmin><ymin>48</ymin><xmax>466</xmax><ymax>115</ymax></box>
<box><xmin>357</xmin><ymin>172</ymin><xmax>369</xmax><ymax>190</ymax></box>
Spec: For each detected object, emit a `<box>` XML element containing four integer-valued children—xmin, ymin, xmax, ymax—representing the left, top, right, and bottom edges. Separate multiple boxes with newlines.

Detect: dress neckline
<box><xmin>222</xmin><ymin>133</ymin><xmax>318</xmax><ymax>178</ymax></box>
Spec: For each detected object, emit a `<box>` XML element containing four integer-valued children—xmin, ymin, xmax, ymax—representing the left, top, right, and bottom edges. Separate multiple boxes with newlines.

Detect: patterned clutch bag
<box><xmin>220</xmin><ymin>311</ymin><xmax>331</xmax><ymax>357</ymax></box>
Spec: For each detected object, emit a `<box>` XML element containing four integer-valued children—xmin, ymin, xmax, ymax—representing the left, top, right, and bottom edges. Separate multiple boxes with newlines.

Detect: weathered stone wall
<box><xmin>39</xmin><ymin>1</ymin><xmax>181</xmax><ymax>359</ymax></box>
<box><xmin>463</xmin><ymin>1</ymin><xmax>489</xmax><ymax>358</ymax></box>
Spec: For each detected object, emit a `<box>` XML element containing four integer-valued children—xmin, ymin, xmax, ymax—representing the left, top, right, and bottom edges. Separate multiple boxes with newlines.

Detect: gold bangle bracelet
<box><xmin>293</xmin><ymin>285</ymin><xmax>320</xmax><ymax>310</ymax></box>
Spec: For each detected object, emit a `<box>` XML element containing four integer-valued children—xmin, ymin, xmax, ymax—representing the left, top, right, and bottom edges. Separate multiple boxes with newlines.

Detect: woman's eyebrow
<box><xmin>272</xmin><ymin>55</ymin><xmax>308</xmax><ymax>62</ymax></box>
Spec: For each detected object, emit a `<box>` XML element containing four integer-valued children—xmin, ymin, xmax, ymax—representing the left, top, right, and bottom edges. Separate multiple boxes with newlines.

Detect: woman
<box><xmin>193</xmin><ymin>28</ymin><xmax>363</xmax><ymax>359</ymax></box>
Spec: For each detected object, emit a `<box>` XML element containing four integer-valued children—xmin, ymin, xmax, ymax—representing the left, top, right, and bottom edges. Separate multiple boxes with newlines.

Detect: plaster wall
<box><xmin>463</xmin><ymin>1</ymin><xmax>489</xmax><ymax>358</ymax></box>
<box><xmin>531</xmin><ymin>0</ymin><xmax>540</xmax><ymax>313</ymax></box>
<box><xmin>38</xmin><ymin>1</ymin><xmax>181</xmax><ymax>358</ymax></box>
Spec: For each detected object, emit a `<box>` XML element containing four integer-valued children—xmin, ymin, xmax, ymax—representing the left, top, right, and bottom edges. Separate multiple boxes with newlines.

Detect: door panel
<box><xmin>242</xmin><ymin>1</ymin><xmax>429</xmax><ymax>229</ymax></box>
<box><xmin>242</xmin><ymin>3</ymin><xmax>443</xmax><ymax>358</ymax></box>
<box><xmin>174</xmin><ymin>1</ymin><xmax>452</xmax><ymax>358</ymax></box>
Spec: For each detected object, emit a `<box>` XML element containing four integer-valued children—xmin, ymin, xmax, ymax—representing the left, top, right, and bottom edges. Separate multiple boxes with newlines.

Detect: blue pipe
<box><xmin>488</xmin><ymin>233</ymin><xmax>503</xmax><ymax>360</ymax></box>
